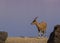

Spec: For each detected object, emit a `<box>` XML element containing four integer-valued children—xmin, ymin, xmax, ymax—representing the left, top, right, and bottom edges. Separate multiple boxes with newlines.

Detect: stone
<box><xmin>0</xmin><ymin>31</ymin><xmax>8</xmax><ymax>43</ymax></box>
<box><xmin>47</xmin><ymin>25</ymin><xmax>60</xmax><ymax>43</ymax></box>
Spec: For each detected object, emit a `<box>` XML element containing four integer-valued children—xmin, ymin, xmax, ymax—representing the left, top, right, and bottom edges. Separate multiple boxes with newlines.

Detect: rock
<box><xmin>47</xmin><ymin>25</ymin><xmax>60</xmax><ymax>43</ymax></box>
<box><xmin>0</xmin><ymin>40</ymin><xmax>5</xmax><ymax>43</ymax></box>
<box><xmin>0</xmin><ymin>31</ymin><xmax>8</xmax><ymax>43</ymax></box>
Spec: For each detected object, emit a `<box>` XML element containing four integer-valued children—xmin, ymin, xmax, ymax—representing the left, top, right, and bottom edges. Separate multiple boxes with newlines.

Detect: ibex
<box><xmin>31</xmin><ymin>17</ymin><xmax>47</xmax><ymax>37</ymax></box>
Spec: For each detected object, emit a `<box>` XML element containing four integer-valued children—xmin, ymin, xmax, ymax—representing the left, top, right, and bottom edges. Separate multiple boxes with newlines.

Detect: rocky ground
<box><xmin>5</xmin><ymin>37</ymin><xmax>48</xmax><ymax>43</ymax></box>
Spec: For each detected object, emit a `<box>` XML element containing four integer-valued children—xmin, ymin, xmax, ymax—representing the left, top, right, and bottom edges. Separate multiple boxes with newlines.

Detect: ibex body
<box><xmin>31</xmin><ymin>17</ymin><xmax>47</xmax><ymax>37</ymax></box>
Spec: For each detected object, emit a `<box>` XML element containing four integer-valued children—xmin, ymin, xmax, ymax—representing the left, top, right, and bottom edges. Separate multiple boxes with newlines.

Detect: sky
<box><xmin>0</xmin><ymin>0</ymin><xmax>60</xmax><ymax>37</ymax></box>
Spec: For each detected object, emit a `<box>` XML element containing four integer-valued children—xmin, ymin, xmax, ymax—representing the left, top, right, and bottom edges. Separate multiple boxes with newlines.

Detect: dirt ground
<box><xmin>5</xmin><ymin>37</ymin><xmax>48</xmax><ymax>43</ymax></box>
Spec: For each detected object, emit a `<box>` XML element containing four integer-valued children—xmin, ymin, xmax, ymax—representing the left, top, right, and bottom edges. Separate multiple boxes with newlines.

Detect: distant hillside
<box><xmin>6</xmin><ymin>37</ymin><xmax>48</xmax><ymax>43</ymax></box>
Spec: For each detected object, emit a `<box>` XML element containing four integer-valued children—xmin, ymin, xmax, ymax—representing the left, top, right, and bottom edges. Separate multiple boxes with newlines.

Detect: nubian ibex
<box><xmin>31</xmin><ymin>17</ymin><xmax>47</xmax><ymax>36</ymax></box>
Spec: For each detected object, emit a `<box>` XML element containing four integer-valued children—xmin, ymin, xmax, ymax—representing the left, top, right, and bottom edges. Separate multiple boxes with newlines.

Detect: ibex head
<box><xmin>31</xmin><ymin>17</ymin><xmax>38</xmax><ymax>25</ymax></box>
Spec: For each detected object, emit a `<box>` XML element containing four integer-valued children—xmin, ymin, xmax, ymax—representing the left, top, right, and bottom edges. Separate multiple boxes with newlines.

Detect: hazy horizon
<box><xmin>0</xmin><ymin>0</ymin><xmax>60</xmax><ymax>37</ymax></box>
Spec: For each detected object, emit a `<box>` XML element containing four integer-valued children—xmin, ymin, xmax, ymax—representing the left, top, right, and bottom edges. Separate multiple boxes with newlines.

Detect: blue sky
<box><xmin>0</xmin><ymin>0</ymin><xmax>60</xmax><ymax>37</ymax></box>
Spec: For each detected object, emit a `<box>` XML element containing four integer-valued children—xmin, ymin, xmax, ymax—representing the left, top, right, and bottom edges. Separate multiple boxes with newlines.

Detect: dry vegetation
<box><xmin>5</xmin><ymin>37</ymin><xmax>48</xmax><ymax>43</ymax></box>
